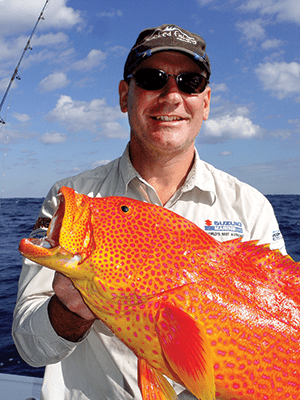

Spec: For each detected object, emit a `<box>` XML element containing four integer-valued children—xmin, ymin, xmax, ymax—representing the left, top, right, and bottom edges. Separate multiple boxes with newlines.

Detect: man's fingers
<box><xmin>52</xmin><ymin>272</ymin><xmax>95</xmax><ymax>320</ymax></box>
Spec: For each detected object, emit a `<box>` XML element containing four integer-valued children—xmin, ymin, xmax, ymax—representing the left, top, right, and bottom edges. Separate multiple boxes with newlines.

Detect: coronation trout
<box><xmin>19</xmin><ymin>186</ymin><xmax>300</xmax><ymax>400</ymax></box>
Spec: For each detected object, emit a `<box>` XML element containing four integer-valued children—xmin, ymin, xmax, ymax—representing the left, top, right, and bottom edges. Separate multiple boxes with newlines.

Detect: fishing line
<box><xmin>0</xmin><ymin>105</ymin><xmax>11</xmax><ymax>205</ymax></box>
<box><xmin>0</xmin><ymin>0</ymin><xmax>52</xmax><ymax>203</ymax></box>
<box><xmin>0</xmin><ymin>0</ymin><xmax>51</xmax><ymax>123</ymax></box>
<box><xmin>0</xmin><ymin>90</ymin><xmax>14</xmax><ymax>206</ymax></box>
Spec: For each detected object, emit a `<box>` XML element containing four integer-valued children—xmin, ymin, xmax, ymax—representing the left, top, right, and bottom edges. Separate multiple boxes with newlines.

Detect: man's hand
<box><xmin>48</xmin><ymin>272</ymin><xmax>96</xmax><ymax>342</ymax></box>
<box><xmin>52</xmin><ymin>272</ymin><xmax>95</xmax><ymax>320</ymax></box>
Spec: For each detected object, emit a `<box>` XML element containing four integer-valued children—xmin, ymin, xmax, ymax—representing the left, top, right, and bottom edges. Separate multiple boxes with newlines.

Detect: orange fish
<box><xmin>19</xmin><ymin>186</ymin><xmax>300</xmax><ymax>400</ymax></box>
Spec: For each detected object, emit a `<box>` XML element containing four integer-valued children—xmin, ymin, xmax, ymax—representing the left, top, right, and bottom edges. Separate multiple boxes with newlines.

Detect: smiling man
<box><xmin>120</xmin><ymin>51</ymin><xmax>211</xmax><ymax>205</ymax></box>
<box><xmin>13</xmin><ymin>24</ymin><xmax>286</xmax><ymax>400</ymax></box>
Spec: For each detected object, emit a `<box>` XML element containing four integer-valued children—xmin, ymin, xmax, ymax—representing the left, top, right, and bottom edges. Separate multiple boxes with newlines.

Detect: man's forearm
<box><xmin>48</xmin><ymin>294</ymin><xmax>95</xmax><ymax>342</ymax></box>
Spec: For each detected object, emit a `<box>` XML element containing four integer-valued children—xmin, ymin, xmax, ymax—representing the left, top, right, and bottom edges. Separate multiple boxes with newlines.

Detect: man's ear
<box><xmin>119</xmin><ymin>80</ymin><xmax>129</xmax><ymax>113</ymax></box>
<box><xmin>202</xmin><ymin>86</ymin><xmax>211</xmax><ymax>121</ymax></box>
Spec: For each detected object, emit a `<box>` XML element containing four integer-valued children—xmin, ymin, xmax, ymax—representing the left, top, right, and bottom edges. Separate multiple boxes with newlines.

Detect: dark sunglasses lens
<box><xmin>134</xmin><ymin>69</ymin><xmax>167</xmax><ymax>90</ymax></box>
<box><xmin>177</xmin><ymin>73</ymin><xmax>207</xmax><ymax>94</ymax></box>
<box><xmin>133</xmin><ymin>69</ymin><xmax>207</xmax><ymax>94</ymax></box>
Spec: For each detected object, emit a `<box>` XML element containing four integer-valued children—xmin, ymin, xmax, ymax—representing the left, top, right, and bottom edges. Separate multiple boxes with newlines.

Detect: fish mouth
<box><xmin>19</xmin><ymin>187</ymin><xmax>95</xmax><ymax>270</ymax></box>
<box><xmin>19</xmin><ymin>193</ymin><xmax>72</xmax><ymax>261</ymax></box>
<box><xmin>46</xmin><ymin>191</ymin><xmax>66</xmax><ymax>249</ymax></box>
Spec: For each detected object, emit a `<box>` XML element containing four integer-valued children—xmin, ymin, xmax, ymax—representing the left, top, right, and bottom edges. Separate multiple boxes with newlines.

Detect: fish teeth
<box><xmin>41</xmin><ymin>238</ymin><xmax>52</xmax><ymax>248</ymax></box>
<box><xmin>154</xmin><ymin>116</ymin><xmax>181</xmax><ymax>121</ymax></box>
<box><xmin>41</xmin><ymin>238</ymin><xmax>56</xmax><ymax>248</ymax></box>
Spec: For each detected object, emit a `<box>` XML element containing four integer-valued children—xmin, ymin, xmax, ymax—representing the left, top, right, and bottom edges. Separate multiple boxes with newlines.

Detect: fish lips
<box><xmin>19</xmin><ymin>187</ymin><xmax>95</xmax><ymax>274</ymax></box>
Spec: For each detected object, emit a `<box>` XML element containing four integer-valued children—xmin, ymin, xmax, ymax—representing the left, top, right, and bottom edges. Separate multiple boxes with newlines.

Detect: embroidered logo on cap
<box><xmin>146</xmin><ymin>25</ymin><xmax>197</xmax><ymax>45</ymax></box>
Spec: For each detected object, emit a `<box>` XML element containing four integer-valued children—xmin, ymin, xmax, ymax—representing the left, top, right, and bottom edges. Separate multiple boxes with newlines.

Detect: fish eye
<box><xmin>119</xmin><ymin>203</ymin><xmax>133</xmax><ymax>215</ymax></box>
<box><xmin>121</xmin><ymin>205</ymin><xmax>130</xmax><ymax>213</ymax></box>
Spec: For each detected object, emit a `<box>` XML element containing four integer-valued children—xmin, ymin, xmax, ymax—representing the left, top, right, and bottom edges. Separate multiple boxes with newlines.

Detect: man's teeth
<box><xmin>154</xmin><ymin>116</ymin><xmax>181</xmax><ymax>122</ymax></box>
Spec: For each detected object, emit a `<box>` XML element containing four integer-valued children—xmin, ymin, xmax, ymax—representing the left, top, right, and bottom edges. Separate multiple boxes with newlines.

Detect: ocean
<box><xmin>0</xmin><ymin>195</ymin><xmax>299</xmax><ymax>379</ymax></box>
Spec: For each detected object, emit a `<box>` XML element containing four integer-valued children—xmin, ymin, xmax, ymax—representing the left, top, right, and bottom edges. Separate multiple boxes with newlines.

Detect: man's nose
<box><xmin>158</xmin><ymin>76</ymin><xmax>182</xmax><ymax>103</ymax></box>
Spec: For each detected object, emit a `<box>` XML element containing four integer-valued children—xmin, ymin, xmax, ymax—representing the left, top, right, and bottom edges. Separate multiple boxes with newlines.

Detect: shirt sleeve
<box><xmin>12</xmin><ymin>184</ymin><xmax>80</xmax><ymax>367</ymax></box>
<box><xmin>248</xmin><ymin>195</ymin><xmax>287</xmax><ymax>255</ymax></box>
<box><xmin>12</xmin><ymin>182</ymin><xmax>112</xmax><ymax>367</ymax></box>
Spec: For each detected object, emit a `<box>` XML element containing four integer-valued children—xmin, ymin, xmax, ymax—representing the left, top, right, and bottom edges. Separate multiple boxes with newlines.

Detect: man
<box><xmin>13</xmin><ymin>24</ymin><xmax>286</xmax><ymax>400</ymax></box>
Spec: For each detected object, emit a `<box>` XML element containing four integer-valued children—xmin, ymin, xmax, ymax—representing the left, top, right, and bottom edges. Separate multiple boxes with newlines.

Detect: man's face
<box><xmin>119</xmin><ymin>51</ymin><xmax>211</xmax><ymax>157</ymax></box>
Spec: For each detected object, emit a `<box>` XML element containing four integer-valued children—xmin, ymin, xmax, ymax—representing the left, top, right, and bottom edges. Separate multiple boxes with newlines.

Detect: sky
<box><xmin>0</xmin><ymin>0</ymin><xmax>299</xmax><ymax>198</ymax></box>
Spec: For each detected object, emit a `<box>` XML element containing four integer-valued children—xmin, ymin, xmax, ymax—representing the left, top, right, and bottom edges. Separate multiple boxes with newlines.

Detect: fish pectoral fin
<box><xmin>138</xmin><ymin>358</ymin><xmax>177</xmax><ymax>400</ymax></box>
<box><xmin>155</xmin><ymin>303</ymin><xmax>215</xmax><ymax>400</ymax></box>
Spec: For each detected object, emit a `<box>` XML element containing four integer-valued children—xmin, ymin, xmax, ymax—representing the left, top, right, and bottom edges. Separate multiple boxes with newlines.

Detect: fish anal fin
<box><xmin>138</xmin><ymin>358</ymin><xmax>177</xmax><ymax>400</ymax></box>
<box><xmin>156</xmin><ymin>303</ymin><xmax>215</xmax><ymax>400</ymax></box>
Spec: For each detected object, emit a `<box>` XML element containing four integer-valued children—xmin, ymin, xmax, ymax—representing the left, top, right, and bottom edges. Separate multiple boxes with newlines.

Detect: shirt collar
<box><xmin>180</xmin><ymin>148</ymin><xmax>217</xmax><ymax>204</ymax></box>
<box><xmin>119</xmin><ymin>143</ymin><xmax>152</xmax><ymax>196</ymax></box>
<box><xmin>119</xmin><ymin>143</ymin><xmax>216</xmax><ymax>204</ymax></box>
<box><xmin>119</xmin><ymin>143</ymin><xmax>139</xmax><ymax>188</ymax></box>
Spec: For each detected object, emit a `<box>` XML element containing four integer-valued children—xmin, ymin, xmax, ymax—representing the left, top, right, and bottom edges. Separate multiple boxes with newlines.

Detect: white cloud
<box><xmin>0</xmin><ymin>0</ymin><xmax>83</xmax><ymax>35</ymax></box>
<box><xmin>255</xmin><ymin>61</ymin><xmax>300</xmax><ymax>99</ymax></box>
<box><xmin>47</xmin><ymin>95</ymin><xmax>128</xmax><ymax>138</ymax></box>
<box><xmin>91</xmin><ymin>160</ymin><xmax>111</xmax><ymax>168</ymax></box>
<box><xmin>196</xmin><ymin>0</ymin><xmax>300</xmax><ymax>25</ymax></box>
<box><xmin>196</xmin><ymin>0</ymin><xmax>216</xmax><ymax>5</ymax></box>
<box><xmin>288</xmin><ymin>119</ymin><xmax>300</xmax><ymax>130</ymax></box>
<box><xmin>239</xmin><ymin>0</ymin><xmax>300</xmax><ymax>25</ymax></box>
<box><xmin>261</xmin><ymin>38</ymin><xmax>283</xmax><ymax>50</ymax></box>
<box><xmin>97</xmin><ymin>10</ymin><xmax>123</xmax><ymax>18</ymax></box>
<box><xmin>0</xmin><ymin>126</ymin><xmax>37</xmax><ymax>143</ymax></box>
<box><xmin>0</xmin><ymin>76</ymin><xmax>17</xmax><ymax>92</ymax></box>
<box><xmin>109</xmin><ymin>45</ymin><xmax>128</xmax><ymax>58</ymax></box>
<box><xmin>39</xmin><ymin>132</ymin><xmax>67</xmax><ymax>144</ymax></box>
<box><xmin>210</xmin><ymin>83</ymin><xmax>228</xmax><ymax>92</ymax></box>
<box><xmin>23</xmin><ymin>48</ymin><xmax>76</xmax><ymax>71</ymax></box>
<box><xmin>220</xmin><ymin>151</ymin><xmax>232</xmax><ymax>156</ymax></box>
<box><xmin>200</xmin><ymin>101</ymin><xmax>263</xmax><ymax>143</ymax></box>
<box><xmin>202</xmin><ymin>114</ymin><xmax>262</xmax><ymax>143</ymax></box>
<box><xmin>39</xmin><ymin>72</ymin><xmax>70</xmax><ymax>92</ymax></box>
<box><xmin>31</xmin><ymin>32</ymin><xmax>69</xmax><ymax>47</ymax></box>
<box><xmin>236</xmin><ymin>19</ymin><xmax>266</xmax><ymax>44</ymax></box>
<box><xmin>0</xmin><ymin>26</ymin><xmax>72</xmax><ymax>74</ymax></box>
<box><xmin>72</xmin><ymin>50</ymin><xmax>107</xmax><ymax>72</ymax></box>
<box><xmin>13</xmin><ymin>113</ymin><xmax>31</xmax><ymax>122</ymax></box>
<box><xmin>0</xmin><ymin>36</ymin><xmax>26</xmax><ymax>63</ymax></box>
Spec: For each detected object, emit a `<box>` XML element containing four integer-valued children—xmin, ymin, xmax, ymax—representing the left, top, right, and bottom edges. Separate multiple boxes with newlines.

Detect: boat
<box><xmin>0</xmin><ymin>373</ymin><xmax>42</xmax><ymax>400</ymax></box>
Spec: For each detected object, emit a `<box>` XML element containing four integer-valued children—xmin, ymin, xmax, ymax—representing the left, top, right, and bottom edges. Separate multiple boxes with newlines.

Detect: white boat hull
<box><xmin>0</xmin><ymin>373</ymin><xmax>42</xmax><ymax>400</ymax></box>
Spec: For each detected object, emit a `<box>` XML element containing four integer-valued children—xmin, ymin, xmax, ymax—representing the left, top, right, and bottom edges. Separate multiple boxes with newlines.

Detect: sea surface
<box><xmin>0</xmin><ymin>195</ymin><xmax>299</xmax><ymax>379</ymax></box>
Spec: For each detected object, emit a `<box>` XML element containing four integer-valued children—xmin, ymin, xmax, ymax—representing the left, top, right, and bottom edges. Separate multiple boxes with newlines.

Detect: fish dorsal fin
<box><xmin>222</xmin><ymin>238</ymin><xmax>300</xmax><ymax>287</ymax></box>
<box><xmin>155</xmin><ymin>303</ymin><xmax>215</xmax><ymax>400</ymax></box>
<box><xmin>138</xmin><ymin>358</ymin><xmax>177</xmax><ymax>400</ymax></box>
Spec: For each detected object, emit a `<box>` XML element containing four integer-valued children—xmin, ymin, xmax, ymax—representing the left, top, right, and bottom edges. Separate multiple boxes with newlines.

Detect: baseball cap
<box><xmin>124</xmin><ymin>24</ymin><xmax>211</xmax><ymax>80</ymax></box>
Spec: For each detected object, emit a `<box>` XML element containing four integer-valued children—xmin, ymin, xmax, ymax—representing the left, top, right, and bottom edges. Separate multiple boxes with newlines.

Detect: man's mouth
<box><xmin>152</xmin><ymin>116</ymin><xmax>183</xmax><ymax>122</ymax></box>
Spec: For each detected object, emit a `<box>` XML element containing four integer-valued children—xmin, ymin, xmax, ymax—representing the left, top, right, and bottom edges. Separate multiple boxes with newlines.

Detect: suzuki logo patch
<box><xmin>204</xmin><ymin>219</ymin><xmax>244</xmax><ymax>238</ymax></box>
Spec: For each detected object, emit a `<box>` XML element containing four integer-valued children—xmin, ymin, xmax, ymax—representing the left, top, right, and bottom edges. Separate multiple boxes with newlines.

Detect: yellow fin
<box><xmin>138</xmin><ymin>358</ymin><xmax>177</xmax><ymax>400</ymax></box>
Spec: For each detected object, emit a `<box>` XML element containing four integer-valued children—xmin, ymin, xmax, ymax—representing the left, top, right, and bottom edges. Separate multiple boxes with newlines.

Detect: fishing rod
<box><xmin>0</xmin><ymin>0</ymin><xmax>51</xmax><ymax>124</ymax></box>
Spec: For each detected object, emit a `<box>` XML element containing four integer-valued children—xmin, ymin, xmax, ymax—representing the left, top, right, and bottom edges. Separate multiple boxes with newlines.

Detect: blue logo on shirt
<box><xmin>204</xmin><ymin>220</ymin><xmax>244</xmax><ymax>238</ymax></box>
<box><xmin>272</xmin><ymin>229</ymin><xmax>283</xmax><ymax>242</ymax></box>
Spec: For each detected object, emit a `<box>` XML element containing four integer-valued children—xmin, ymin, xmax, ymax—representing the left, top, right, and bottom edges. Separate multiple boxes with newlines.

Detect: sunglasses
<box><xmin>126</xmin><ymin>68</ymin><xmax>208</xmax><ymax>95</ymax></box>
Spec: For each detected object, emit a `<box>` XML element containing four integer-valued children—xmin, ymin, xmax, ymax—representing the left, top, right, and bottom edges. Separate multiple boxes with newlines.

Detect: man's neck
<box><xmin>129</xmin><ymin>143</ymin><xmax>195</xmax><ymax>206</ymax></box>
